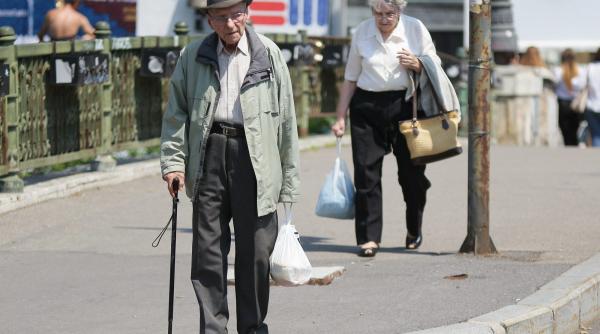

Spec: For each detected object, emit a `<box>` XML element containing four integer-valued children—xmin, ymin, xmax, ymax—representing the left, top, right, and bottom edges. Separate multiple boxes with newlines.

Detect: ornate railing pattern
<box><xmin>0</xmin><ymin>95</ymin><xmax>5</xmax><ymax>166</ymax></box>
<box><xmin>17</xmin><ymin>57</ymin><xmax>51</xmax><ymax>161</ymax></box>
<box><xmin>111</xmin><ymin>51</ymin><xmax>139</xmax><ymax>144</ymax></box>
<box><xmin>0</xmin><ymin>23</ymin><xmax>349</xmax><ymax>192</ymax></box>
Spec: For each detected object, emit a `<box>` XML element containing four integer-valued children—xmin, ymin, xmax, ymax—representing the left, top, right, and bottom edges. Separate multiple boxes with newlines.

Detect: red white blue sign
<box><xmin>249</xmin><ymin>0</ymin><xmax>329</xmax><ymax>36</ymax></box>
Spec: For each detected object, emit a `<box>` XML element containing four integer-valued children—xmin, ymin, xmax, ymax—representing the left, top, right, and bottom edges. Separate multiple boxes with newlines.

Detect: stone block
<box><xmin>518</xmin><ymin>289</ymin><xmax>580</xmax><ymax>334</ymax></box>
<box><xmin>405</xmin><ymin>322</ymin><xmax>504</xmax><ymax>334</ymax></box>
<box><xmin>307</xmin><ymin>266</ymin><xmax>345</xmax><ymax>285</ymax></box>
<box><xmin>562</xmin><ymin>254</ymin><xmax>600</xmax><ymax>278</ymax></box>
<box><xmin>470</xmin><ymin>305</ymin><xmax>553</xmax><ymax>334</ymax></box>
<box><xmin>227</xmin><ymin>266</ymin><xmax>345</xmax><ymax>286</ymax></box>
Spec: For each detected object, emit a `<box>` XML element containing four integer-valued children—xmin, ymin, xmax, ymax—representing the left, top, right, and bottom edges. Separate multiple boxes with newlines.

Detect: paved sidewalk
<box><xmin>1</xmin><ymin>141</ymin><xmax>599</xmax><ymax>333</ymax></box>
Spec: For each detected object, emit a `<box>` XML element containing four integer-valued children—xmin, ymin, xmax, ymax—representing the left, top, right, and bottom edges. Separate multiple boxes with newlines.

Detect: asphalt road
<box><xmin>1</xmin><ymin>144</ymin><xmax>599</xmax><ymax>333</ymax></box>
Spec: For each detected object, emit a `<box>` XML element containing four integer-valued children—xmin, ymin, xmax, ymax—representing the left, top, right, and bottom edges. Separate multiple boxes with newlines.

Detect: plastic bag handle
<box><xmin>333</xmin><ymin>138</ymin><xmax>342</xmax><ymax>186</ymax></box>
<box><xmin>283</xmin><ymin>202</ymin><xmax>293</xmax><ymax>226</ymax></box>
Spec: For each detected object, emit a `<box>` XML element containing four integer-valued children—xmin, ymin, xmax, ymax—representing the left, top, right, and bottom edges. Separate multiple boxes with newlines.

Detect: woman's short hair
<box><xmin>368</xmin><ymin>0</ymin><xmax>408</xmax><ymax>12</ymax></box>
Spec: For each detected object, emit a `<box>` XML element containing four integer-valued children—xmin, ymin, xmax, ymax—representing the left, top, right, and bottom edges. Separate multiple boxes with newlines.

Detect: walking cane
<box><xmin>152</xmin><ymin>178</ymin><xmax>180</xmax><ymax>334</ymax></box>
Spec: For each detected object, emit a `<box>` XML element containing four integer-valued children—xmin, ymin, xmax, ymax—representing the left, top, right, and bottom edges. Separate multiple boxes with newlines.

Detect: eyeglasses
<box><xmin>372</xmin><ymin>10</ymin><xmax>399</xmax><ymax>21</ymax></box>
<box><xmin>209</xmin><ymin>9</ymin><xmax>247</xmax><ymax>24</ymax></box>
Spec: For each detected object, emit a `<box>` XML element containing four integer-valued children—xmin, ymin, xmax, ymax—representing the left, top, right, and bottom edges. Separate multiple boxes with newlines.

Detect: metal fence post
<box><xmin>460</xmin><ymin>0</ymin><xmax>496</xmax><ymax>255</ymax></box>
<box><xmin>0</xmin><ymin>26</ymin><xmax>23</xmax><ymax>193</ymax></box>
<box><xmin>174</xmin><ymin>21</ymin><xmax>189</xmax><ymax>47</ymax></box>
<box><xmin>91</xmin><ymin>21</ymin><xmax>117</xmax><ymax>172</ymax></box>
<box><xmin>297</xmin><ymin>30</ymin><xmax>310</xmax><ymax>138</ymax></box>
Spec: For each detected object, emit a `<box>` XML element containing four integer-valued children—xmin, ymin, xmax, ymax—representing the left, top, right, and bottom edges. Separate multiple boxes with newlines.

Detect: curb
<box><xmin>0</xmin><ymin>135</ymin><xmax>350</xmax><ymax>216</ymax></box>
<box><xmin>405</xmin><ymin>253</ymin><xmax>600</xmax><ymax>334</ymax></box>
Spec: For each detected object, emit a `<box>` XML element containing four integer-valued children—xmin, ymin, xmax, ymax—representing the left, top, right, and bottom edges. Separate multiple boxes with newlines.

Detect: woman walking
<box><xmin>331</xmin><ymin>0</ymin><xmax>439</xmax><ymax>256</ymax></box>
<box><xmin>554</xmin><ymin>48</ymin><xmax>585</xmax><ymax>146</ymax></box>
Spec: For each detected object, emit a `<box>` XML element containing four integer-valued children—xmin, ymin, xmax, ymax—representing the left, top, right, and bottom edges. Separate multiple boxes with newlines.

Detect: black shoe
<box><xmin>358</xmin><ymin>246</ymin><xmax>378</xmax><ymax>257</ymax></box>
<box><xmin>406</xmin><ymin>234</ymin><xmax>422</xmax><ymax>250</ymax></box>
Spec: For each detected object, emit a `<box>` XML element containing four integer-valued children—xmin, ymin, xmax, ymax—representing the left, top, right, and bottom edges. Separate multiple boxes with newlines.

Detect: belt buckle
<box><xmin>220</xmin><ymin>124</ymin><xmax>236</xmax><ymax>136</ymax></box>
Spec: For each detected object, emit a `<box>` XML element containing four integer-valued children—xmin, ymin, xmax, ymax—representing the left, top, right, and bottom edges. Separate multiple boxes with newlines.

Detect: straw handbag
<box><xmin>398</xmin><ymin>88</ymin><xmax>462</xmax><ymax>165</ymax></box>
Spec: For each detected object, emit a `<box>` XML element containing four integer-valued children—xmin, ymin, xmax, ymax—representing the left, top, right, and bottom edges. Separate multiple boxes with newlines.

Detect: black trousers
<box><xmin>350</xmin><ymin>88</ymin><xmax>431</xmax><ymax>245</ymax></box>
<box><xmin>558</xmin><ymin>98</ymin><xmax>583</xmax><ymax>146</ymax></box>
<box><xmin>191</xmin><ymin>132</ymin><xmax>278</xmax><ymax>334</ymax></box>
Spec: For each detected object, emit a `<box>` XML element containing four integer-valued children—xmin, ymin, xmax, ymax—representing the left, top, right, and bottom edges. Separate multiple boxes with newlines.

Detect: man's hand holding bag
<box><xmin>270</xmin><ymin>204</ymin><xmax>312</xmax><ymax>286</ymax></box>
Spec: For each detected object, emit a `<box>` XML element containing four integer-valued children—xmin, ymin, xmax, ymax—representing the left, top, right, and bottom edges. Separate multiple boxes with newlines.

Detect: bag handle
<box><xmin>409</xmin><ymin>71</ymin><xmax>418</xmax><ymax>122</ymax></box>
<box><xmin>584</xmin><ymin>65</ymin><xmax>591</xmax><ymax>89</ymax></box>
<box><xmin>283</xmin><ymin>202</ymin><xmax>293</xmax><ymax>226</ymax></box>
<box><xmin>408</xmin><ymin>69</ymin><xmax>451</xmax><ymax>136</ymax></box>
<box><xmin>333</xmin><ymin>138</ymin><xmax>342</xmax><ymax>186</ymax></box>
<box><xmin>409</xmin><ymin>71</ymin><xmax>420</xmax><ymax>135</ymax></box>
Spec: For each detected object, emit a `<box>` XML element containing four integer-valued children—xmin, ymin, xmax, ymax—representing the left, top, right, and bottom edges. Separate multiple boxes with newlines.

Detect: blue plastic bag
<box><xmin>315</xmin><ymin>139</ymin><xmax>355</xmax><ymax>219</ymax></box>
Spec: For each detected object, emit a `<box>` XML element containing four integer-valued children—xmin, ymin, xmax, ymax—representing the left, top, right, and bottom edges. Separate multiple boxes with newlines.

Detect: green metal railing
<box><xmin>0</xmin><ymin>22</ymin><xmax>349</xmax><ymax>193</ymax></box>
<box><xmin>0</xmin><ymin>22</ymin><xmax>193</xmax><ymax>192</ymax></box>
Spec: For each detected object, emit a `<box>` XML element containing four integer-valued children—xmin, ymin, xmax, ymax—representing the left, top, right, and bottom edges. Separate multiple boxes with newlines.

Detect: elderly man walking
<box><xmin>160</xmin><ymin>0</ymin><xmax>300</xmax><ymax>333</ymax></box>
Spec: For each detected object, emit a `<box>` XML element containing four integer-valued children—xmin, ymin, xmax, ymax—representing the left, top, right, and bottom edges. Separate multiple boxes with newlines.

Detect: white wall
<box><xmin>136</xmin><ymin>0</ymin><xmax>195</xmax><ymax>36</ymax></box>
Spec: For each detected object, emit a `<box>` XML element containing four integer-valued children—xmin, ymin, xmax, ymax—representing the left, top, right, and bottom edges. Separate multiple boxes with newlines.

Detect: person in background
<box><xmin>519</xmin><ymin>46</ymin><xmax>560</xmax><ymax>146</ymax></box>
<box><xmin>38</xmin><ymin>0</ymin><xmax>95</xmax><ymax>42</ymax></box>
<box><xmin>554</xmin><ymin>48</ymin><xmax>585</xmax><ymax>146</ymax></box>
<box><xmin>519</xmin><ymin>46</ymin><xmax>546</xmax><ymax>68</ymax></box>
<box><xmin>584</xmin><ymin>48</ymin><xmax>600</xmax><ymax>147</ymax></box>
<box><xmin>331</xmin><ymin>0</ymin><xmax>439</xmax><ymax>256</ymax></box>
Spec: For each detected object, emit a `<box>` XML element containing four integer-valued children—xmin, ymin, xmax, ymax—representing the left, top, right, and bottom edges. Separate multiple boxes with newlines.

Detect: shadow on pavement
<box><xmin>114</xmin><ymin>226</ymin><xmax>193</xmax><ymax>234</ymax></box>
<box><xmin>300</xmin><ymin>235</ymin><xmax>454</xmax><ymax>256</ymax></box>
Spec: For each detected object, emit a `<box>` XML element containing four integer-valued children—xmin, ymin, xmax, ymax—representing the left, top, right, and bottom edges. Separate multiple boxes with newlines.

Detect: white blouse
<box><xmin>344</xmin><ymin>15</ymin><xmax>440</xmax><ymax>92</ymax></box>
<box><xmin>553</xmin><ymin>65</ymin><xmax>586</xmax><ymax>100</ymax></box>
<box><xmin>586</xmin><ymin>62</ymin><xmax>600</xmax><ymax>113</ymax></box>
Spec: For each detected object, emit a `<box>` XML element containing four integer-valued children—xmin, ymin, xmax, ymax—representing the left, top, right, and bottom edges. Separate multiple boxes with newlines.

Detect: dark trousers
<box><xmin>585</xmin><ymin>109</ymin><xmax>600</xmax><ymax>147</ymax></box>
<box><xmin>350</xmin><ymin>88</ymin><xmax>431</xmax><ymax>245</ymax></box>
<box><xmin>191</xmin><ymin>132</ymin><xmax>278</xmax><ymax>334</ymax></box>
<box><xmin>558</xmin><ymin>98</ymin><xmax>583</xmax><ymax>146</ymax></box>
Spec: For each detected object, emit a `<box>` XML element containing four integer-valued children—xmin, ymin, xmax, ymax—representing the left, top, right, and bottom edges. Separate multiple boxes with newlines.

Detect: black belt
<box><xmin>210</xmin><ymin>122</ymin><xmax>245</xmax><ymax>137</ymax></box>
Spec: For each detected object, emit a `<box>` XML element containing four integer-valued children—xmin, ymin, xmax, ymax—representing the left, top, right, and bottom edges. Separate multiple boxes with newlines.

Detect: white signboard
<box><xmin>249</xmin><ymin>0</ymin><xmax>329</xmax><ymax>36</ymax></box>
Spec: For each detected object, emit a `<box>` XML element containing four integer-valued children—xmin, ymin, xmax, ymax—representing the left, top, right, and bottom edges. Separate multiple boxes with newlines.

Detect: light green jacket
<box><xmin>160</xmin><ymin>27</ymin><xmax>300</xmax><ymax>216</ymax></box>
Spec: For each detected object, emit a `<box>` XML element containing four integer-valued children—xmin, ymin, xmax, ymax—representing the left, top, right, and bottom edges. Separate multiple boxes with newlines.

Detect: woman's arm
<box><xmin>331</xmin><ymin>80</ymin><xmax>357</xmax><ymax>137</ymax></box>
<box><xmin>37</xmin><ymin>15</ymin><xmax>49</xmax><ymax>42</ymax></box>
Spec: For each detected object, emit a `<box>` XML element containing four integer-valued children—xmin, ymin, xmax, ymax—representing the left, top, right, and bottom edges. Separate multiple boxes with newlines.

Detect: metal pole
<box><xmin>460</xmin><ymin>0</ymin><xmax>496</xmax><ymax>255</ymax></box>
<box><xmin>298</xmin><ymin>30</ymin><xmax>310</xmax><ymax>138</ymax></box>
<box><xmin>91</xmin><ymin>21</ymin><xmax>117</xmax><ymax>172</ymax></box>
<box><xmin>463</xmin><ymin>0</ymin><xmax>469</xmax><ymax>50</ymax></box>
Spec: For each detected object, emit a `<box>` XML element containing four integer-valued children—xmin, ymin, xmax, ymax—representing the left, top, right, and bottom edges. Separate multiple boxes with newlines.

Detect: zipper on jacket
<box><xmin>192</xmin><ymin>93</ymin><xmax>219</xmax><ymax>201</ymax></box>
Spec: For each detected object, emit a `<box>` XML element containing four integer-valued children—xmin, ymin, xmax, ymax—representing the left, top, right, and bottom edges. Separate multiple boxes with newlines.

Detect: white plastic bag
<box><xmin>315</xmin><ymin>138</ymin><xmax>355</xmax><ymax>219</ymax></box>
<box><xmin>270</xmin><ymin>204</ymin><xmax>312</xmax><ymax>286</ymax></box>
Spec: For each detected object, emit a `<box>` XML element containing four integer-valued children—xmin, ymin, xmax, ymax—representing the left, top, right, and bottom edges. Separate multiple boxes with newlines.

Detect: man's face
<box><xmin>207</xmin><ymin>2</ymin><xmax>248</xmax><ymax>48</ymax></box>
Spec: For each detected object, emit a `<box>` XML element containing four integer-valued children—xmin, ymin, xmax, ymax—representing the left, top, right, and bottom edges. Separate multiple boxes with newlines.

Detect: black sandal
<box><xmin>358</xmin><ymin>246</ymin><xmax>378</xmax><ymax>257</ymax></box>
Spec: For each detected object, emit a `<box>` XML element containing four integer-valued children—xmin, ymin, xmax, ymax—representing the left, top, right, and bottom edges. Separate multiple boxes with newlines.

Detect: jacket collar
<box><xmin>196</xmin><ymin>26</ymin><xmax>271</xmax><ymax>79</ymax></box>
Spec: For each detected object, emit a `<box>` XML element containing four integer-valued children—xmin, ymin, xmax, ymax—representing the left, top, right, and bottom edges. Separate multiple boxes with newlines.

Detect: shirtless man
<box><xmin>38</xmin><ymin>0</ymin><xmax>95</xmax><ymax>41</ymax></box>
